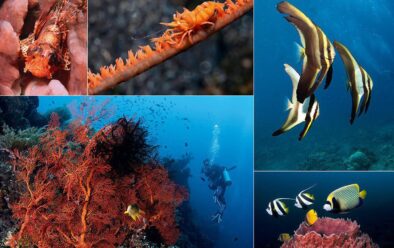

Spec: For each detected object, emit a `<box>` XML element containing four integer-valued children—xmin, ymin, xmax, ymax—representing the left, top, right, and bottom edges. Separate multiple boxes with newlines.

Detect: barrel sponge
<box><xmin>282</xmin><ymin>217</ymin><xmax>378</xmax><ymax>248</ymax></box>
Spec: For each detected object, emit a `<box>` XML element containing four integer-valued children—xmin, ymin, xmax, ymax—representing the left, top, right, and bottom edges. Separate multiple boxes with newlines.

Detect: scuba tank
<box><xmin>223</xmin><ymin>168</ymin><xmax>232</xmax><ymax>186</ymax></box>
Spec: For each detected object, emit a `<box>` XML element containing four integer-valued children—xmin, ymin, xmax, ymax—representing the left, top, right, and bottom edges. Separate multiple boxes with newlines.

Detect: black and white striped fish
<box><xmin>277</xmin><ymin>1</ymin><xmax>336</xmax><ymax>103</ymax></box>
<box><xmin>334</xmin><ymin>41</ymin><xmax>373</xmax><ymax>124</ymax></box>
<box><xmin>295</xmin><ymin>185</ymin><xmax>315</xmax><ymax>209</ymax></box>
<box><xmin>266</xmin><ymin>198</ymin><xmax>293</xmax><ymax>217</ymax></box>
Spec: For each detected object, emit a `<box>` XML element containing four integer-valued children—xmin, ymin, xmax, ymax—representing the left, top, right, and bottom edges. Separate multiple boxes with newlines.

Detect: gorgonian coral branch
<box><xmin>88</xmin><ymin>0</ymin><xmax>253</xmax><ymax>94</ymax></box>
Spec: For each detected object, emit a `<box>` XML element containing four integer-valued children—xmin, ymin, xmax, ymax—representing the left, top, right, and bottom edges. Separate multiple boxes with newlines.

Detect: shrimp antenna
<box><xmin>130</xmin><ymin>28</ymin><xmax>167</xmax><ymax>41</ymax></box>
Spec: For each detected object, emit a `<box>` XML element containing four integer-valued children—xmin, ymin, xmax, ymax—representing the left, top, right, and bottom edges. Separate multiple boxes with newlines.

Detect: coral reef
<box><xmin>257</xmin><ymin>122</ymin><xmax>394</xmax><ymax>170</ymax></box>
<box><xmin>161</xmin><ymin>154</ymin><xmax>214</xmax><ymax>248</ymax></box>
<box><xmin>282</xmin><ymin>217</ymin><xmax>379</xmax><ymax>248</ymax></box>
<box><xmin>88</xmin><ymin>0</ymin><xmax>253</xmax><ymax>95</ymax></box>
<box><xmin>0</xmin><ymin>97</ymin><xmax>47</xmax><ymax>131</ymax></box>
<box><xmin>0</xmin><ymin>97</ymin><xmax>71</xmax><ymax>133</ymax></box>
<box><xmin>344</xmin><ymin>149</ymin><xmax>376</xmax><ymax>170</ymax></box>
<box><xmin>0</xmin><ymin>0</ymin><xmax>87</xmax><ymax>95</ymax></box>
<box><xmin>0</xmin><ymin>125</ymin><xmax>44</xmax><ymax>151</ymax></box>
<box><xmin>6</xmin><ymin>113</ymin><xmax>188</xmax><ymax>247</ymax></box>
<box><xmin>161</xmin><ymin>153</ymin><xmax>193</xmax><ymax>188</ymax></box>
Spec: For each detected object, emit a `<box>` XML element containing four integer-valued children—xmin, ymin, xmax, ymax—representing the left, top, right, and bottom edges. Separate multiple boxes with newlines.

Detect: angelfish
<box><xmin>277</xmin><ymin>1</ymin><xmax>335</xmax><ymax>103</ymax></box>
<box><xmin>323</xmin><ymin>184</ymin><xmax>367</xmax><ymax>213</ymax></box>
<box><xmin>272</xmin><ymin>64</ymin><xmax>320</xmax><ymax>140</ymax></box>
<box><xmin>334</xmin><ymin>41</ymin><xmax>373</xmax><ymax>124</ymax></box>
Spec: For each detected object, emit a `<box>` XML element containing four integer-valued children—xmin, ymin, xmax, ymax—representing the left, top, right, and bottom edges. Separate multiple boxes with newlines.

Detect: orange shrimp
<box><xmin>159</xmin><ymin>1</ymin><xmax>226</xmax><ymax>46</ymax></box>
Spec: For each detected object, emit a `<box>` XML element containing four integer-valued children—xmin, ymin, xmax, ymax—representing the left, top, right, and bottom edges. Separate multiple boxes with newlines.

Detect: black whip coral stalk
<box><xmin>88</xmin><ymin>0</ymin><xmax>253</xmax><ymax>94</ymax></box>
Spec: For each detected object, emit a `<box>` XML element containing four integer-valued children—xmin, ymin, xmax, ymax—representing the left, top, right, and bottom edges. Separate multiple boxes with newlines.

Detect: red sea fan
<box><xmin>133</xmin><ymin>164</ymin><xmax>189</xmax><ymax>245</ymax></box>
<box><xmin>7</xmin><ymin>114</ymin><xmax>188</xmax><ymax>247</ymax></box>
<box><xmin>282</xmin><ymin>217</ymin><xmax>379</xmax><ymax>248</ymax></box>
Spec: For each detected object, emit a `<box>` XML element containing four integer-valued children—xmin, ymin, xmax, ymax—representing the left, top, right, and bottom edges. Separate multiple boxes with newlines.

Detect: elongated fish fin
<box><xmin>350</xmin><ymin>89</ymin><xmax>359</xmax><ymax>125</ymax></box>
<box><xmin>285</xmin><ymin>98</ymin><xmax>293</xmax><ymax>111</ymax></box>
<box><xmin>358</xmin><ymin>67</ymin><xmax>369</xmax><ymax>116</ymax></box>
<box><xmin>296</xmin><ymin>65</ymin><xmax>319</xmax><ymax>103</ymax></box>
<box><xmin>359</xmin><ymin>189</ymin><xmax>367</xmax><ymax>200</ymax></box>
<box><xmin>365</xmin><ymin>76</ymin><xmax>373</xmax><ymax>112</ymax></box>
<box><xmin>300</xmin><ymin>184</ymin><xmax>316</xmax><ymax>193</ymax></box>
<box><xmin>276</xmin><ymin>198</ymin><xmax>295</xmax><ymax>201</ymax></box>
<box><xmin>334</xmin><ymin>41</ymin><xmax>358</xmax><ymax>92</ymax></box>
<box><xmin>294</xmin><ymin>42</ymin><xmax>305</xmax><ymax>62</ymax></box>
<box><xmin>284</xmin><ymin>64</ymin><xmax>300</xmax><ymax>103</ymax></box>
<box><xmin>272</xmin><ymin>128</ymin><xmax>285</xmax><ymax>137</ymax></box>
<box><xmin>299</xmin><ymin>95</ymin><xmax>318</xmax><ymax>140</ymax></box>
<box><xmin>324</xmin><ymin>65</ymin><xmax>334</xmax><ymax>89</ymax></box>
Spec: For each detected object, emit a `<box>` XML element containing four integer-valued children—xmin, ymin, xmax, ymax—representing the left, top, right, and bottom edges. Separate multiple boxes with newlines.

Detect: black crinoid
<box><xmin>92</xmin><ymin>117</ymin><xmax>157</xmax><ymax>174</ymax></box>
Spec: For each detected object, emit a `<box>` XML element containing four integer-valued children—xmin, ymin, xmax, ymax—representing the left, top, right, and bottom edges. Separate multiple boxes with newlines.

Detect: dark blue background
<box><xmin>255</xmin><ymin>0</ymin><xmax>394</xmax><ymax>169</ymax></box>
<box><xmin>255</xmin><ymin>172</ymin><xmax>394</xmax><ymax>247</ymax></box>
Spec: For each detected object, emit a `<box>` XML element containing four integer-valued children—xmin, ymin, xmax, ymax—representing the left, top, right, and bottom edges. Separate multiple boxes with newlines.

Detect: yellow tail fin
<box><xmin>359</xmin><ymin>189</ymin><xmax>367</xmax><ymax>199</ymax></box>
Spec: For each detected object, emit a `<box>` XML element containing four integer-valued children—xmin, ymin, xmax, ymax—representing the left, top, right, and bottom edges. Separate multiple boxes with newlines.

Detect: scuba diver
<box><xmin>201</xmin><ymin>159</ymin><xmax>236</xmax><ymax>223</ymax></box>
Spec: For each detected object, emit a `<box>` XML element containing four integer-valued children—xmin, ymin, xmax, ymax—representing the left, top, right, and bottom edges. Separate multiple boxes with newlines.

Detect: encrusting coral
<box><xmin>282</xmin><ymin>217</ymin><xmax>378</xmax><ymax>248</ymax></box>
<box><xmin>88</xmin><ymin>0</ymin><xmax>253</xmax><ymax>94</ymax></box>
<box><xmin>5</xmin><ymin>113</ymin><xmax>188</xmax><ymax>247</ymax></box>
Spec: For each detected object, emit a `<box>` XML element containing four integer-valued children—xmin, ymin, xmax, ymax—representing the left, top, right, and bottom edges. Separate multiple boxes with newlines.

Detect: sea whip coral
<box><xmin>6</xmin><ymin>113</ymin><xmax>188</xmax><ymax>247</ymax></box>
<box><xmin>282</xmin><ymin>217</ymin><xmax>379</xmax><ymax>248</ymax></box>
<box><xmin>88</xmin><ymin>0</ymin><xmax>253</xmax><ymax>94</ymax></box>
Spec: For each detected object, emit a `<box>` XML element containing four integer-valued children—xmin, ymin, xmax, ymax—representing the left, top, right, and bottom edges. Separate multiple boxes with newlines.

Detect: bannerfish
<box><xmin>124</xmin><ymin>204</ymin><xmax>145</xmax><ymax>221</ymax></box>
<box><xmin>278</xmin><ymin>233</ymin><xmax>292</xmax><ymax>242</ymax></box>
<box><xmin>295</xmin><ymin>185</ymin><xmax>315</xmax><ymax>209</ymax></box>
<box><xmin>277</xmin><ymin>1</ymin><xmax>336</xmax><ymax>103</ymax></box>
<box><xmin>305</xmin><ymin>209</ymin><xmax>318</xmax><ymax>226</ymax></box>
<box><xmin>272</xmin><ymin>64</ymin><xmax>320</xmax><ymax>140</ymax></box>
<box><xmin>266</xmin><ymin>198</ymin><xmax>293</xmax><ymax>217</ymax></box>
<box><xmin>334</xmin><ymin>41</ymin><xmax>373</xmax><ymax>124</ymax></box>
<box><xmin>323</xmin><ymin>184</ymin><xmax>367</xmax><ymax>213</ymax></box>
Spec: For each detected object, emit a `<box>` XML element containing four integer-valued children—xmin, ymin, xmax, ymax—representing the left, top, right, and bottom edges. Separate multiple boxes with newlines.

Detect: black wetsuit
<box><xmin>201</xmin><ymin>161</ymin><xmax>228</xmax><ymax>223</ymax></box>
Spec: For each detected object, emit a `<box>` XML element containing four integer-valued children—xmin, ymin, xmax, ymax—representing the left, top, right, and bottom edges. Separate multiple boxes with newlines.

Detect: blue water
<box><xmin>255</xmin><ymin>172</ymin><xmax>394</xmax><ymax>247</ymax></box>
<box><xmin>38</xmin><ymin>96</ymin><xmax>254</xmax><ymax>248</ymax></box>
<box><xmin>255</xmin><ymin>0</ymin><xmax>394</xmax><ymax>170</ymax></box>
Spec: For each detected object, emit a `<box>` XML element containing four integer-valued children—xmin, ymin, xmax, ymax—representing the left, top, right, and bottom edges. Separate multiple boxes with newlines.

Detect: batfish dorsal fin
<box><xmin>284</xmin><ymin>64</ymin><xmax>300</xmax><ymax>104</ymax></box>
<box><xmin>299</xmin><ymin>95</ymin><xmax>318</xmax><ymax>140</ymax></box>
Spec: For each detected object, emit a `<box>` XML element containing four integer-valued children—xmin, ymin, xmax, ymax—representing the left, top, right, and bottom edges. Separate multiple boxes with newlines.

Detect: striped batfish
<box><xmin>277</xmin><ymin>1</ymin><xmax>336</xmax><ymax>103</ymax></box>
<box><xmin>272</xmin><ymin>64</ymin><xmax>320</xmax><ymax>141</ymax></box>
<box><xmin>323</xmin><ymin>184</ymin><xmax>367</xmax><ymax>213</ymax></box>
<box><xmin>334</xmin><ymin>41</ymin><xmax>373</xmax><ymax>124</ymax></box>
<box><xmin>266</xmin><ymin>198</ymin><xmax>293</xmax><ymax>217</ymax></box>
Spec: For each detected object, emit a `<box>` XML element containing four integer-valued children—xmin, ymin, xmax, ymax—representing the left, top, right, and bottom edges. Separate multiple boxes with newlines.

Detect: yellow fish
<box><xmin>305</xmin><ymin>209</ymin><xmax>318</xmax><ymax>226</ymax></box>
<box><xmin>278</xmin><ymin>233</ymin><xmax>292</xmax><ymax>242</ymax></box>
<box><xmin>124</xmin><ymin>204</ymin><xmax>145</xmax><ymax>221</ymax></box>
